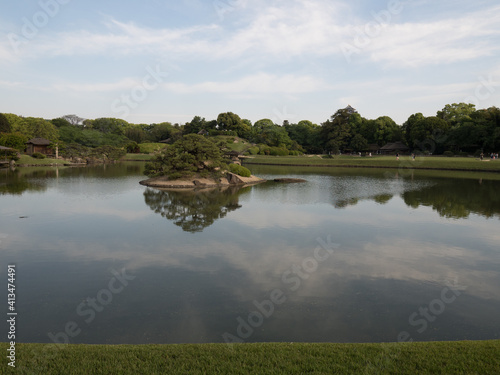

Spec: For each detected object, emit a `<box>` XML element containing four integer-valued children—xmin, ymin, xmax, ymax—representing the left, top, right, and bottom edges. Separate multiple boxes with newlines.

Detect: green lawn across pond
<box><xmin>243</xmin><ymin>155</ymin><xmax>500</xmax><ymax>172</ymax></box>
<box><xmin>2</xmin><ymin>341</ymin><xmax>499</xmax><ymax>374</ymax></box>
<box><xmin>16</xmin><ymin>155</ymin><xmax>67</xmax><ymax>166</ymax></box>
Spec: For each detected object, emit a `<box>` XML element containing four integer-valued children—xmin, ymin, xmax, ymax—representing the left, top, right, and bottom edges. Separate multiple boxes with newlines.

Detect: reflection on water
<box><xmin>144</xmin><ymin>186</ymin><xmax>251</xmax><ymax>232</ymax></box>
<box><xmin>0</xmin><ymin>163</ymin><xmax>499</xmax><ymax>345</ymax></box>
<box><xmin>0</xmin><ymin>167</ymin><xmax>51</xmax><ymax>195</ymax></box>
<box><xmin>402</xmin><ymin>178</ymin><xmax>500</xmax><ymax>219</ymax></box>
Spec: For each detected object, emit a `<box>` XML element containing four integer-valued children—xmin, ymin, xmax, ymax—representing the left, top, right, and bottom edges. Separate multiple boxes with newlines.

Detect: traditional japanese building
<box><xmin>25</xmin><ymin>138</ymin><xmax>52</xmax><ymax>156</ymax></box>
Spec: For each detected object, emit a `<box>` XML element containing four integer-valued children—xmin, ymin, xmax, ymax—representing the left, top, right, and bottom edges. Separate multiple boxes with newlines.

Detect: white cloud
<box><xmin>162</xmin><ymin>72</ymin><xmax>330</xmax><ymax>94</ymax></box>
<box><xmin>51</xmin><ymin>78</ymin><xmax>140</xmax><ymax>93</ymax></box>
<box><xmin>0</xmin><ymin>80</ymin><xmax>24</xmax><ymax>88</ymax></box>
<box><xmin>2</xmin><ymin>1</ymin><xmax>498</xmax><ymax>70</ymax></box>
<box><xmin>0</xmin><ymin>0</ymin><xmax>347</xmax><ymax>62</ymax></box>
<box><xmin>362</xmin><ymin>5</ymin><xmax>500</xmax><ymax>66</ymax></box>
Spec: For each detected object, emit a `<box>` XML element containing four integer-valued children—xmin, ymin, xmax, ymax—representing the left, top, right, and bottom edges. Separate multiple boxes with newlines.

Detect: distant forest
<box><xmin>1</xmin><ymin>103</ymin><xmax>499</xmax><ymax>156</ymax></box>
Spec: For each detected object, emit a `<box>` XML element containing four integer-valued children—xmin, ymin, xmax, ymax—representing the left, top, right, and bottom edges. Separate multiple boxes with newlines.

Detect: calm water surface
<box><xmin>0</xmin><ymin>163</ymin><xmax>499</xmax><ymax>344</ymax></box>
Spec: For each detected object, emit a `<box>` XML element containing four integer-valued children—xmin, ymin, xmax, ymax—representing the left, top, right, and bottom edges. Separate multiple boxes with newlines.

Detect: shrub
<box><xmin>228</xmin><ymin>163</ymin><xmax>251</xmax><ymax>177</ymax></box>
<box><xmin>126</xmin><ymin>141</ymin><xmax>140</xmax><ymax>153</ymax></box>
<box><xmin>32</xmin><ymin>152</ymin><xmax>46</xmax><ymax>159</ymax></box>
<box><xmin>258</xmin><ymin>145</ymin><xmax>271</xmax><ymax>155</ymax></box>
<box><xmin>443</xmin><ymin>151</ymin><xmax>454</xmax><ymax>157</ymax></box>
<box><xmin>459</xmin><ymin>151</ymin><xmax>469</xmax><ymax>157</ymax></box>
<box><xmin>269</xmin><ymin>147</ymin><xmax>289</xmax><ymax>156</ymax></box>
<box><xmin>246</xmin><ymin>146</ymin><xmax>260</xmax><ymax>155</ymax></box>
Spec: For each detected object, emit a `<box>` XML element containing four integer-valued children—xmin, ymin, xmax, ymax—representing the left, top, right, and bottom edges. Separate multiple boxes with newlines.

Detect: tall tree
<box><xmin>437</xmin><ymin>103</ymin><xmax>476</xmax><ymax>126</ymax></box>
<box><xmin>349</xmin><ymin>134</ymin><xmax>368</xmax><ymax>152</ymax></box>
<box><xmin>217</xmin><ymin>112</ymin><xmax>250</xmax><ymax>137</ymax></box>
<box><xmin>252</xmin><ymin>119</ymin><xmax>293</xmax><ymax>148</ymax></box>
<box><xmin>148</xmin><ymin>122</ymin><xmax>175</xmax><ymax>142</ymax></box>
<box><xmin>184</xmin><ymin>116</ymin><xmax>207</xmax><ymax>135</ymax></box>
<box><xmin>51</xmin><ymin>118</ymin><xmax>72</xmax><ymax>128</ymax></box>
<box><xmin>124</xmin><ymin>127</ymin><xmax>147</xmax><ymax>143</ymax></box>
<box><xmin>410</xmin><ymin>116</ymin><xmax>450</xmax><ymax>153</ymax></box>
<box><xmin>402</xmin><ymin>113</ymin><xmax>425</xmax><ymax>148</ymax></box>
<box><xmin>92</xmin><ymin>118</ymin><xmax>129</xmax><ymax>135</ymax></box>
<box><xmin>0</xmin><ymin>113</ymin><xmax>11</xmax><ymax>133</ymax></box>
<box><xmin>373</xmin><ymin>116</ymin><xmax>401</xmax><ymax>145</ymax></box>
<box><xmin>285</xmin><ymin>120</ymin><xmax>321</xmax><ymax>153</ymax></box>
<box><xmin>321</xmin><ymin>108</ymin><xmax>354</xmax><ymax>152</ymax></box>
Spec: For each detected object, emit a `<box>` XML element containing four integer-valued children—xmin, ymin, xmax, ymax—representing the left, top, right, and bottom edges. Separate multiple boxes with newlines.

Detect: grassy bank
<box><xmin>243</xmin><ymin>155</ymin><xmax>500</xmax><ymax>172</ymax></box>
<box><xmin>2</xmin><ymin>341</ymin><xmax>499</xmax><ymax>374</ymax></box>
<box><xmin>16</xmin><ymin>155</ymin><xmax>67</xmax><ymax>166</ymax></box>
<box><xmin>122</xmin><ymin>153</ymin><xmax>154</xmax><ymax>161</ymax></box>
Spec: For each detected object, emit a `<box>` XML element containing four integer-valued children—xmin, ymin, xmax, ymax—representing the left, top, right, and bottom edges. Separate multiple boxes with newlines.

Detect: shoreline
<box><xmin>243</xmin><ymin>161</ymin><xmax>500</xmax><ymax>173</ymax></box>
<box><xmin>139</xmin><ymin>172</ymin><xmax>266</xmax><ymax>189</ymax></box>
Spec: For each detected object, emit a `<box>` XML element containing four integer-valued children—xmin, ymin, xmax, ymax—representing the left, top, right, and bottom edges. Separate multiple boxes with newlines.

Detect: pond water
<box><xmin>0</xmin><ymin>163</ymin><xmax>499</xmax><ymax>345</ymax></box>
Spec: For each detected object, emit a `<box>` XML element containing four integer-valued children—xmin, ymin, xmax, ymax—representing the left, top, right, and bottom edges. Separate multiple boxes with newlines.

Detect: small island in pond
<box><xmin>139</xmin><ymin>134</ymin><xmax>266</xmax><ymax>189</ymax></box>
<box><xmin>140</xmin><ymin>172</ymin><xmax>266</xmax><ymax>188</ymax></box>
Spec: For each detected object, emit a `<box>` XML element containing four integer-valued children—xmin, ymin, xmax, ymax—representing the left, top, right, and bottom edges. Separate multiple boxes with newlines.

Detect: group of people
<box><xmin>479</xmin><ymin>153</ymin><xmax>499</xmax><ymax>160</ymax></box>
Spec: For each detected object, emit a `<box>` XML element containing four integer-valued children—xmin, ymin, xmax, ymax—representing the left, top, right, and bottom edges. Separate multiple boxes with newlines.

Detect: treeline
<box><xmin>1</xmin><ymin>103</ymin><xmax>499</xmax><ymax>157</ymax></box>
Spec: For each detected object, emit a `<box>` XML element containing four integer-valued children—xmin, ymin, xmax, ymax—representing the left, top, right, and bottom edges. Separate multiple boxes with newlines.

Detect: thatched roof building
<box><xmin>379</xmin><ymin>141</ymin><xmax>409</xmax><ymax>154</ymax></box>
<box><xmin>26</xmin><ymin>138</ymin><xmax>52</xmax><ymax>156</ymax></box>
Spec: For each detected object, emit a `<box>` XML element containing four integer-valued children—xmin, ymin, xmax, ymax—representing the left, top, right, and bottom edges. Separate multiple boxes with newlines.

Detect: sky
<box><xmin>1</xmin><ymin>0</ymin><xmax>499</xmax><ymax>126</ymax></box>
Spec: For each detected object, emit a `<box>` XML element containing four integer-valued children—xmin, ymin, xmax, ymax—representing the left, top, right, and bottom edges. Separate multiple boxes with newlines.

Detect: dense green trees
<box><xmin>437</xmin><ymin>103</ymin><xmax>476</xmax><ymax>126</ymax></box>
<box><xmin>321</xmin><ymin>107</ymin><xmax>356</xmax><ymax>153</ymax></box>
<box><xmin>183</xmin><ymin>116</ymin><xmax>207</xmax><ymax>135</ymax></box>
<box><xmin>404</xmin><ymin>104</ymin><xmax>500</xmax><ymax>154</ymax></box>
<box><xmin>1</xmin><ymin>103</ymin><xmax>499</xmax><ymax>159</ymax></box>
<box><xmin>144</xmin><ymin>134</ymin><xmax>227</xmax><ymax>179</ymax></box>
<box><xmin>408</xmin><ymin>116</ymin><xmax>450</xmax><ymax>153</ymax></box>
<box><xmin>51</xmin><ymin>118</ymin><xmax>72</xmax><ymax>128</ymax></box>
<box><xmin>285</xmin><ymin>120</ymin><xmax>321</xmax><ymax>153</ymax></box>
<box><xmin>252</xmin><ymin>119</ymin><xmax>294</xmax><ymax>148</ymax></box>
<box><xmin>217</xmin><ymin>112</ymin><xmax>251</xmax><ymax>138</ymax></box>
<box><xmin>2</xmin><ymin>116</ymin><xmax>59</xmax><ymax>141</ymax></box>
<box><xmin>0</xmin><ymin>113</ymin><xmax>11</xmax><ymax>133</ymax></box>
<box><xmin>147</xmin><ymin>122</ymin><xmax>181</xmax><ymax>142</ymax></box>
<box><xmin>0</xmin><ymin>133</ymin><xmax>27</xmax><ymax>150</ymax></box>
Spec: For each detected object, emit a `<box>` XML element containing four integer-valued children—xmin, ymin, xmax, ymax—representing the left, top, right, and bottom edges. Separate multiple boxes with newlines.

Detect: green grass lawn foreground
<box><xmin>2</xmin><ymin>341</ymin><xmax>499</xmax><ymax>374</ymax></box>
<box><xmin>244</xmin><ymin>155</ymin><xmax>500</xmax><ymax>172</ymax></box>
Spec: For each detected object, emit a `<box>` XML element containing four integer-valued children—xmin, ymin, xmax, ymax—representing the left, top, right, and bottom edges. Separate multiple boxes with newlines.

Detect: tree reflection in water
<box><xmin>332</xmin><ymin>176</ymin><xmax>500</xmax><ymax>220</ymax></box>
<box><xmin>143</xmin><ymin>186</ymin><xmax>251</xmax><ymax>232</ymax></box>
<box><xmin>0</xmin><ymin>168</ymin><xmax>49</xmax><ymax>195</ymax></box>
<box><xmin>402</xmin><ymin>178</ymin><xmax>500</xmax><ymax>219</ymax></box>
